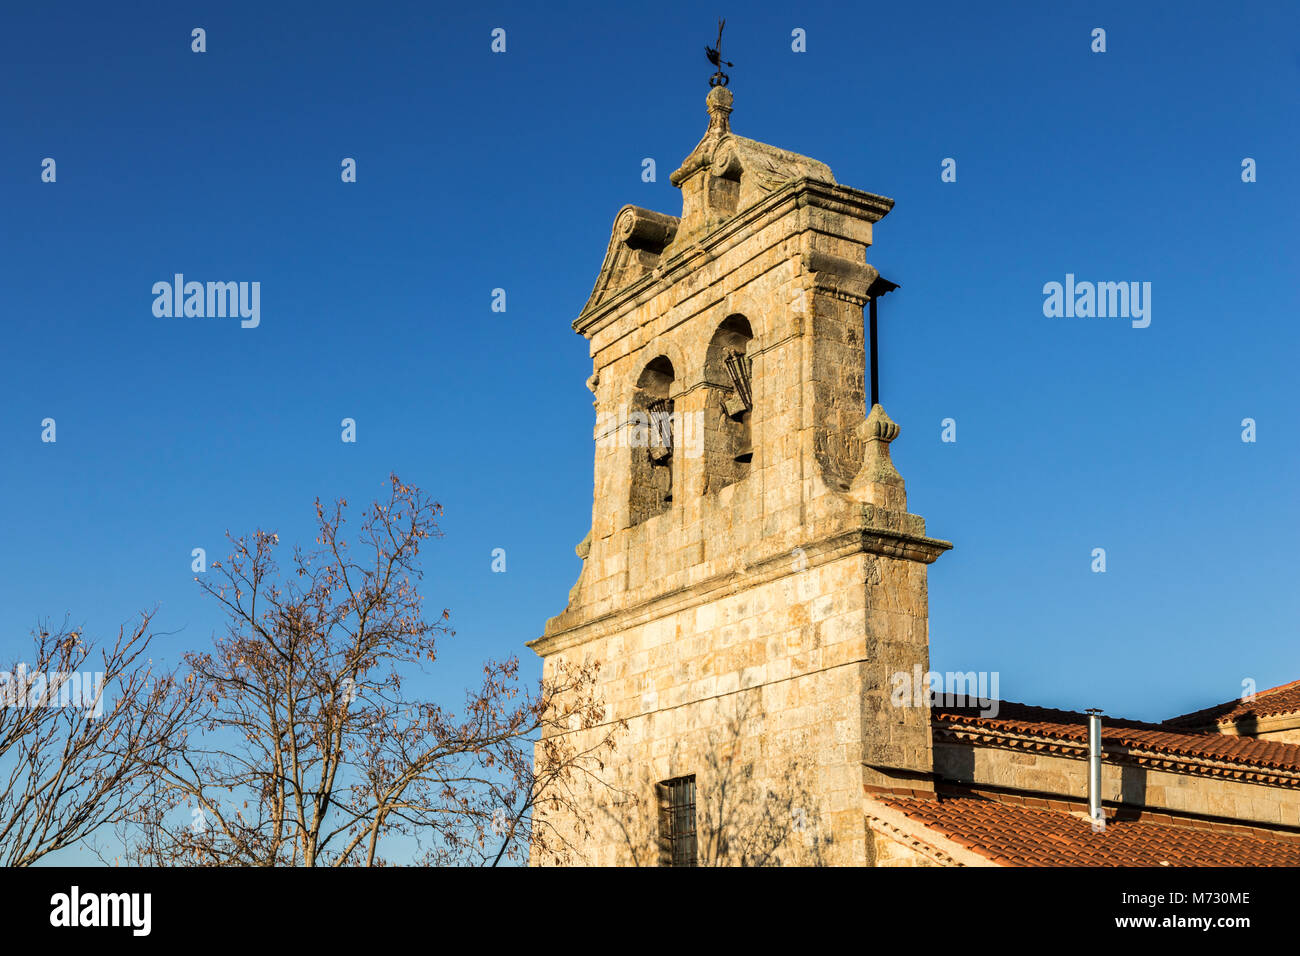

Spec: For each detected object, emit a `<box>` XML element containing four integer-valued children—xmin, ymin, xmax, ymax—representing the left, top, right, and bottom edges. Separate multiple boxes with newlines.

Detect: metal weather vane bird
<box><xmin>706</xmin><ymin>18</ymin><xmax>733</xmax><ymax>86</ymax></box>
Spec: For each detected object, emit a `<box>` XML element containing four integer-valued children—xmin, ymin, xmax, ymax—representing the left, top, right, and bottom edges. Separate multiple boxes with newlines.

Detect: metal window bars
<box><xmin>658</xmin><ymin>775</ymin><xmax>697</xmax><ymax>867</ymax></box>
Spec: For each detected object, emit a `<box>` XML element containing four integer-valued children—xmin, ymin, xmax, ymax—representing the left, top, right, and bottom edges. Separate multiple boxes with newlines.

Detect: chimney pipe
<box><xmin>1085</xmin><ymin>708</ymin><xmax>1104</xmax><ymax>825</ymax></box>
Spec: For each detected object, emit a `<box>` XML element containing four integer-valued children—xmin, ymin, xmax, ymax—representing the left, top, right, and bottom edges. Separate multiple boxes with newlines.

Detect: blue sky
<box><xmin>1</xmin><ymin>0</ymin><xmax>1296</xmax><ymax>742</ymax></box>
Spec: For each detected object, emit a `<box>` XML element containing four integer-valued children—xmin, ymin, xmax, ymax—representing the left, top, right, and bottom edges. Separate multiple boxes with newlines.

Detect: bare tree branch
<box><xmin>131</xmin><ymin>474</ymin><xmax>621</xmax><ymax>866</ymax></box>
<box><xmin>0</xmin><ymin>612</ymin><xmax>196</xmax><ymax>866</ymax></box>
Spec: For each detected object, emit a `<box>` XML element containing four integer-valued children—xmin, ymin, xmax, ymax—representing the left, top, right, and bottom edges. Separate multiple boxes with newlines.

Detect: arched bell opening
<box><xmin>629</xmin><ymin>356</ymin><xmax>676</xmax><ymax>525</ymax></box>
<box><xmin>703</xmin><ymin>316</ymin><xmax>754</xmax><ymax>493</ymax></box>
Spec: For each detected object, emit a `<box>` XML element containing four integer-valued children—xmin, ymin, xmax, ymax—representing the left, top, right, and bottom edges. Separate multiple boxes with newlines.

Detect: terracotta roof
<box><xmin>1165</xmin><ymin>679</ymin><xmax>1300</xmax><ymax>729</ymax></box>
<box><xmin>874</xmin><ymin>793</ymin><xmax>1300</xmax><ymax>867</ymax></box>
<box><xmin>932</xmin><ymin>700</ymin><xmax>1300</xmax><ymax>785</ymax></box>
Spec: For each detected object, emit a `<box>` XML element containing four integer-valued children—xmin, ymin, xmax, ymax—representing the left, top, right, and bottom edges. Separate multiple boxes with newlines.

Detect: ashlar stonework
<box><xmin>530</xmin><ymin>86</ymin><xmax>1300</xmax><ymax>868</ymax></box>
<box><xmin>528</xmin><ymin>86</ymin><xmax>950</xmax><ymax>866</ymax></box>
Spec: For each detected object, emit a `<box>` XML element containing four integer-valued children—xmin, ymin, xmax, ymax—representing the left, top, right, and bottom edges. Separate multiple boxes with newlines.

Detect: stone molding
<box><xmin>574</xmin><ymin>177</ymin><xmax>893</xmax><ymax>338</ymax></box>
<box><xmin>530</xmin><ymin>523</ymin><xmax>951</xmax><ymax>657</ymax></box>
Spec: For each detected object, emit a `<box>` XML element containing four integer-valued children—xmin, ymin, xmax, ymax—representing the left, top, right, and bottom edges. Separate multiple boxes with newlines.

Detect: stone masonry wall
<box><xmin>531</xmin><ymin>101</ymin><xmax>950</xmax><ymax>865</ymax></box>
<box><xmin>536</xmin><ymin>553</ymin><xmax>875</xmax><ymax>866</ymax></box>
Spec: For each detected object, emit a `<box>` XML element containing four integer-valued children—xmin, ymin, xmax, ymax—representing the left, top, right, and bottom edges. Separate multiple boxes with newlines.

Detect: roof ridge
<box><xmin>933</xmin><ymin>698</ymin><xmax>1300</xmax><ymax>777</ymax></box>
<box><xmin>932</xmin><ymin>698</ymin><xmax>1168</xmax><ymax>732</ymax></box>
<box><xmin>1164</xmin><ymin>679</ymin><xmax>1300</xmax><ymax>727</ymax></box>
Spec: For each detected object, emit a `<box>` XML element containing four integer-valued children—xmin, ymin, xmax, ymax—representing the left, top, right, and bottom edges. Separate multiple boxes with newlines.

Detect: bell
<box><xmin>734</xmin><ymin>411</ymin><xmax>753</xmax><ymax>464</ymax></box>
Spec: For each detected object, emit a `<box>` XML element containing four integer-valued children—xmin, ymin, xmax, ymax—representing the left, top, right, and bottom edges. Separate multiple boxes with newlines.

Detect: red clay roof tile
<box><xmin>876</xmin><ymin>794</ymin><xmax>1300</xmax><ymax>867</ymax></box>
<box><xmin>1166</xmin><ymin>680</ymin><xmax>1300</xmax><ymax>729</ymax></box>
<box><xmin>932</xmin><ymin>700</ymin><xmax>1300</xmax><ymax>777</ymax></box>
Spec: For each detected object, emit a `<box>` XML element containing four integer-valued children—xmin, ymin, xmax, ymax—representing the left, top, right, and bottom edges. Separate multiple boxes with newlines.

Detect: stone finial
<box><xmin>706</xmin><ymin>85</ymin><xmax>733</xmax><ymax>135</ymax></box>
<box><xmin>864</xmin><ymin>403</ymin><xmax>900</xmax><ymax>444</ymax></box>
<box><xmin>849</xmin><ymin>404</ymin><xmax>906</xmax><ymax>509</ymax></box>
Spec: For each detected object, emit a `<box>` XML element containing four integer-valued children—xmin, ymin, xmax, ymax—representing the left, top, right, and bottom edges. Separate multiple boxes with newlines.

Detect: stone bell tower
<box><xmin>529</xmin><ymin>83</ymin><xmax>951</xmax><ymax>866</ymax></box>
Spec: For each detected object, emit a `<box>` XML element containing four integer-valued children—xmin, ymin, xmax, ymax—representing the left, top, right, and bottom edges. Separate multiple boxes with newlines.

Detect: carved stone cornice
<box><xmin>801</xmin><ymin>249</ymin><xmax>880</xmax><ymax>305</ymax></box>
<box><xmin>573</xmin><ymin>177</ymin><xmax>894</xmax><ymax>339</ymax></box>
<box><xmin>529</xmin><ymin>520</ymin><xmax>952</xmax><ymax>657</ymax></box>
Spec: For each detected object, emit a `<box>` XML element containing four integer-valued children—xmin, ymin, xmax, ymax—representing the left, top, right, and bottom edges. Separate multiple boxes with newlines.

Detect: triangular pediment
<box><xmin>577</xmin><ymin>205</ymin><xmax>679</xmax><ymax>321</ymax></box>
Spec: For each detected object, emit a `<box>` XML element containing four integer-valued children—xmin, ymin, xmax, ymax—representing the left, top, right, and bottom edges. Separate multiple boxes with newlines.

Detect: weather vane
<box><xmin>705</xmin><ymin>18</ymin><xmax>733</xmax><ymax>87</ymax></box>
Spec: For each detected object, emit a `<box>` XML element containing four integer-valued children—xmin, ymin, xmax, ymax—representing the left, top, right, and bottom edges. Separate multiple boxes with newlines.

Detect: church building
<box><xmin>528</xmin><ymin>79</ymin><xmax>1300</xmax><ymax>867</ymax></box>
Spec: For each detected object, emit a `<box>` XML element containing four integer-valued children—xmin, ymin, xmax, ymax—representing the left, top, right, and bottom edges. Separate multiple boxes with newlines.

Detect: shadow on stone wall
<box><xmin>600</xmin><ymin>691</ymin><xmax>834</xmax><ymax>866</ymax></box>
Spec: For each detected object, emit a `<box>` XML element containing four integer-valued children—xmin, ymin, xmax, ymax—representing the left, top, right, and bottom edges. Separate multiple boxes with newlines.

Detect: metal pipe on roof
<box><xmin>1086</xmin><ymin>708</ymin><xmax>1104</xmax><ymax>827</ymax></box>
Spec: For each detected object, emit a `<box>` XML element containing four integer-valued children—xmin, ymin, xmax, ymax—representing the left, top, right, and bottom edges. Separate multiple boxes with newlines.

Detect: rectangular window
<box><xmin>657</xmin><ymin>775</ymin><xmax>697</xmax><ymax>867</ymax></box>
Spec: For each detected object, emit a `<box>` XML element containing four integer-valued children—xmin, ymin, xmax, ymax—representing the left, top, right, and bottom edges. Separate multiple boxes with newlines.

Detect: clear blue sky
<box><xmin>1</xmin><ymin>0</ymin><xmax>1296</xmax><ymax>735</ymax></box>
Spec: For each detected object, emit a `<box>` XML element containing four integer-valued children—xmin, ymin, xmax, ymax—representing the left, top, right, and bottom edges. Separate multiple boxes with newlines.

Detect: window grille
<box><xmin>658</xmin><ymin>775</ymin><xmax>697</xmax><ymax>867</ymax></box>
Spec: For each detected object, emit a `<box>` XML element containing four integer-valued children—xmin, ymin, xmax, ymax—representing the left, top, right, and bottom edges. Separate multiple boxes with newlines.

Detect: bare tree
<box><xmin>134</xmin><ymin>475</ymin><xmax>620</xmax><ymax>866</ymax></box>
<box><xmin>0</xmin><ymin>613</ymin><xmax>194</xmax><ymax>866</ymax></box>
